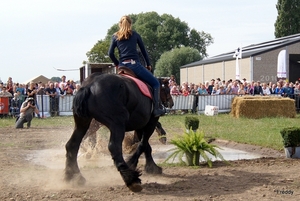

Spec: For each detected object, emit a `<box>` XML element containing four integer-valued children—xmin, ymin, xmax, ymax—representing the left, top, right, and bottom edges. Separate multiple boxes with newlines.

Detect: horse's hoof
<box><xmin>145</xmin><ymin>165</ymin><xmax>162</xmax><ymax>174</ymax></box>
<box><xmin>71</xmin><ymin>174</ymin><xmax>86</xmax><ymax>186</ymax></box>
<box><xmin>159</xmin><ymin>136</ymin><xmax>167</xmax><ymax>145</ymax></box>
<box><xmin>128</xmin><ymin>182</ymin><xmax>143</xmax><ymax>192</ymax></box>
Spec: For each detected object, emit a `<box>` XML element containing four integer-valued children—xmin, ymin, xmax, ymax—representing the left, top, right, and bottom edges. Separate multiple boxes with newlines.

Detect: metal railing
<box><xmin>33</xmin><ymin>94</ymin><xmax>300</xmax><ymax>117</ymax></box>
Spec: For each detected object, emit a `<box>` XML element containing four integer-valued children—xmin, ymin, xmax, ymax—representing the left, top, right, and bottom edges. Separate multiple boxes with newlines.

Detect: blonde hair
<box><xmin>115</xmin><ymin>16</ymin><xmax>132</xmax><ymax>40</ymax></box>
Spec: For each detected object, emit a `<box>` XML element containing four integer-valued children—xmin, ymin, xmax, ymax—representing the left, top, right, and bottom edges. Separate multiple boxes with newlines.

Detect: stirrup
<box><xmin>153</xmin><ymin>108</ymin><xmax>166</xmax><ymax>117</ymax></box>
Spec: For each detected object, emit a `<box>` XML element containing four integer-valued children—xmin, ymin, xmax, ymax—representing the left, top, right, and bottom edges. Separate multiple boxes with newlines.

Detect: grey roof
<box><xmin>182</xmin><ymin>33</ymin><xmax>300</xmax><ymax>68</ymax></box>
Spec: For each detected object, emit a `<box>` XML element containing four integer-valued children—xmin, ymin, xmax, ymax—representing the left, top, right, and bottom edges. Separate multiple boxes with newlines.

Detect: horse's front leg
<box><xmin>65</xmin><ymin>117</ymin><xmax>91</xmax><ymax>185</ymax></box>
<box><xmin>127</xmin><ymin>121</ymin><xmax>162</xmax><ymax>174</ymax></box>
<box><xmin>108</xmin><ymin>126</ymin><xmax>142</xmax><ymax>192</ymax></box>
<box><xmin>155</xmin><ymin>121</ymin><xmax>166</xmax><ymax>145</ymax></box>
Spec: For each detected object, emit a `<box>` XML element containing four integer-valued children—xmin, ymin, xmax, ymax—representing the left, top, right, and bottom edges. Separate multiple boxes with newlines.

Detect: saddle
<box><xmin>118</xmin><ymin>66</ymin><xmax>152</xmax><ymax>99</ymax></box>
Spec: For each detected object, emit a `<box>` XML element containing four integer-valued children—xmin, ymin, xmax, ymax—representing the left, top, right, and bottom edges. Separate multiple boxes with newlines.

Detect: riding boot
<box><xmin>153</xmin><ymin>88</ymin><xmax>166</xmax><ymax>117</ymax></box>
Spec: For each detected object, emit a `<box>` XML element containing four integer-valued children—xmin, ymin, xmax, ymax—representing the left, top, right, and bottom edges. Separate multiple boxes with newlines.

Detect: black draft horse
<box><xmin>65</xmin><ymin>72</ymin><xmax>163</xmax><ymax>192</ymax></box>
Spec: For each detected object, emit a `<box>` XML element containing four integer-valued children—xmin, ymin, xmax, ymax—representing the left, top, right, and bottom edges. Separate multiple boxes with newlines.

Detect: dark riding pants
<box><xmin>122</xmin><ymin>61</ymin><xmax>160</xmax><ymax>89</ymax></box>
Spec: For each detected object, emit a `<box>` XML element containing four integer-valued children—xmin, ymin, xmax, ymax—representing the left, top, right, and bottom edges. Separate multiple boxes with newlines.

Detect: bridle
<box><xmin>159</xmin><ymin>79</ymin><xmax>173</xmax><ymax>108</ymax></box>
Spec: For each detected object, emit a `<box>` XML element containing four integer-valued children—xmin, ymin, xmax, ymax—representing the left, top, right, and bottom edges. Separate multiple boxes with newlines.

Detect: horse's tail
<box><xmin>73</xmin><ymin>86</ymin><xmax>90</xmax><ymax>117</ymax></box>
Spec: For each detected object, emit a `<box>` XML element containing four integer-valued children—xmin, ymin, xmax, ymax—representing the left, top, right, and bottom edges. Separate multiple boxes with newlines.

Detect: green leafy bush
<box><xmin>280</xmin><ymin>127</ymin><xmax>300</xmax><ymax>147</ymax></box>
<box><xmin>165</xmin><ymin>130</ymin><xmax>227</xmax><ymax>167</ymax></box>
<box><xmin>184</xmin><ymin>116</ymin><xmax>199</xmax><ymax>130</ymax></box>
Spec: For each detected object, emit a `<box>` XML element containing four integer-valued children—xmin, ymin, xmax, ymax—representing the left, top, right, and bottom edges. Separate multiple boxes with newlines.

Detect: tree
<box><xmin>275</xmin><ymin>0</ymin><xmax>300</xmax><ymax>38</ymax></box>
<box><xmin>86</xmin><ymin>40</ymin><xmax>112</xmax><ymax>63</ymax></box>
<box><xmin>51</xmin><ymin>77</ymin><xmax>61</xmax><ymax>83</ymax></box>
<box><xmin>87</xmin><ymin>12</ymin><xmax>213</xmax><ymax>69</ymax></box>
<box><xmin>155</xmin><ymin>46</ymin><xmax>201</xmax><ymax>79</ymax></box>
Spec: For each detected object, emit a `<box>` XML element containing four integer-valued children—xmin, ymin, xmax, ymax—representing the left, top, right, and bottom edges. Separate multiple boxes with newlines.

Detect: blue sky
<box><xmin>0</xmin><ymin>0</ymin><xmax>278</xmax><ymax>83</ymax></box>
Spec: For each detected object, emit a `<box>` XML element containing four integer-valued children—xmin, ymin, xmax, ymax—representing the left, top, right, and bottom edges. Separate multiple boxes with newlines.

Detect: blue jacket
<box><xmin>108</xmin><ymin>31</ymin><xmax>151</xmax><ymax>67</ymax></box>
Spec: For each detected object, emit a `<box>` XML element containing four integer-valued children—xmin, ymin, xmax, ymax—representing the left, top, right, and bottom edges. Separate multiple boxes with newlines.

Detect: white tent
<box><xmin>23</xmin><ymin>75</ymin><xmax>52</xmax><ymax>85</ymax></box>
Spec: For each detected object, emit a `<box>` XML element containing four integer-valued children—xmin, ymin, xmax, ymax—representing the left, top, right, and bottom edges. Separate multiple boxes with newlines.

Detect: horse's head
<box><xmin>158</xmin><ymin>78</ymin><xmax>174</xmax><ymax>109</ymax></box>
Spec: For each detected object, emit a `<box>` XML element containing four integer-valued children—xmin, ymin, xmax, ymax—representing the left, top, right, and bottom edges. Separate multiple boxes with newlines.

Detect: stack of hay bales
<box><xmin>230</xmin><ymin>96</ymin><xmax>296</xmax><ymax>119</ymax></box>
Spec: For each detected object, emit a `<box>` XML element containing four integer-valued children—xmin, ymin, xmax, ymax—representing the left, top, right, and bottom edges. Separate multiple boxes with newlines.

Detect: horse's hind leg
<box><xmin>65</xmin><ymin>116</ymin><xmax>92</xmax><ymax>185</ymax></box>
<box><xmin>108</xmin><ymin>125</ymin><xmax>142</xmax><ymax>192</ymax></box>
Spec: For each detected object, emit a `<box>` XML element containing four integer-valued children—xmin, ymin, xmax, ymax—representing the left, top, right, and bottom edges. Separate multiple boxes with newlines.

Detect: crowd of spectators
<box><xmin>168</xmin><ymin>76</ymin><xmax>300</xmax><ymax>98</ymax></box>
<box><xmin>167</xmin><ymin>75</ymin><xmax>300</xmax><ymax>114</ymax></box>
<box><xmin>0</xmin><ymin>76</ymin><xmax>81</xmax><ymax>117</ymax></box>
<box><xmin>2</xmin><ymin>74</ymin><xmax>300</xmax><ymax>117</ymax></box>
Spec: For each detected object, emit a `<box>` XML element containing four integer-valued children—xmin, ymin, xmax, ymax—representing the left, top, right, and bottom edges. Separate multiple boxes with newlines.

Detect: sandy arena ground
<box><xmin>0</xmin><ymin>125</ymin><xmax>300</xmax><ymax>201</ymax></box>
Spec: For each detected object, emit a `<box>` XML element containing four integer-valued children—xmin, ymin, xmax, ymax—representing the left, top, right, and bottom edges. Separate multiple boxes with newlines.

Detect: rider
<box><xmin>108</xmin><ymin>15</ymin><xmax>165</xmax><ymax>117</ymax></box>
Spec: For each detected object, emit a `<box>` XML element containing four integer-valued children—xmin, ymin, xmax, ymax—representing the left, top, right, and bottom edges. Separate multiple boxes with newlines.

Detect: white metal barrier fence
<box><xmin>36</xmin><ymin>95</ymin><xmax>73</xmax><ymax>117</ymax></box>
<box><xmin>36</xmin><ymin>94</ymin><xmax>295</xmax><ymax>117</ymax></box>
<box><xmin>170</xmin><ymin>95</ymin><xmax>234</xmax><ymax>113</ymax></box>
<box><xmin>171</xmin><ymin>94</ymin><xmax>283</xmax><ymax>113</ymax></box>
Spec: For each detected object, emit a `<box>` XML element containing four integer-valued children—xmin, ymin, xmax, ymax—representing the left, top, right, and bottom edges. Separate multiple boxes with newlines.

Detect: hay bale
<box><xmin>230</xmin><ymin>96</ymin><xmax>296</xmax><ymax>119</ymax></box>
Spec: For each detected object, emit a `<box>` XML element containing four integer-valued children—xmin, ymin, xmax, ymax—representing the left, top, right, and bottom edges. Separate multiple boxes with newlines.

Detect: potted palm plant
<box><xmin>184</xmin><ymin>116</ymin><xmax>199</xmax><ymax>132</ymax></box>
<box><xmin>280</xmin><ymin>127</ymin><xmax>300</xmax><ymax>158</ymax></box>
<box><xmin>165</xmin><ymin>130</ymin><xmax>227</xmax><ymax>167</ymax></box>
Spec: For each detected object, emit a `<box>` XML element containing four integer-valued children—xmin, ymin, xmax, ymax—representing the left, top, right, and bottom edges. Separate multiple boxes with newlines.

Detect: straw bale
<box><xmin>230</xmin><ymin>96</ymin><xmax>296</xmax><ymax>119</ymax></box>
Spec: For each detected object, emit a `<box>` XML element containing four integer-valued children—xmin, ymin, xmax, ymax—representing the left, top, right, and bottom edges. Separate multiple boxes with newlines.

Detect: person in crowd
<box><xmin>211</xmin><ymin>87</ymin><xmax>217</xmax><ymax>95</ymax></box>
<box><xmin>73</xmin><ymin>84</ymin><xmax>81</xmax><ymax>96</ymax></box>
<box><xmin>27</xmin><ymin>82</ymin><xmax>37</xmax><ymax>99</ymax></box>
<box><xmin>169</xmin><ymin>75</ymin><xmax>176</xmax><ymax>85</ymax></box>
<box><xmin>270</xmin><ymin>83</ymin><xmax>277</xmax><ymax>94</ymax></box>
<box><xmin>59</xmin><ymin>75</ymin><xmax>67</xmax><ymax>94</ymax></box>
<box><xmin>245</xmin><ymin>83</ymin><xmax>253</xmax><ymax>95</ymax></box>
<box><xmin>190</xmin><ymin>84</ymin><xmax>199</xmax><ymax>113</ymax></box>
<box><xmin>27</xmin><ymin>82</ymin><xmax>40</xmax><ymax>118</ymax></box>
<box><xmin>294</xmin><ymin>83</ymin><xmax>300</xmax><ymax>95</ymax></box>
<box><xmin>45</xmin><ymin>82</ymin><xmax>58</xmax><ymax>116</ymax></box>
<box><xmin>230</xmin><ymin>81</ymin><xmax>239</xmax><ymax>95</ymax></box>
<box><xmin>170</xmin><ymin>85</ymin><xmax>181</xmax><ymax>96</ymax></box>
<box><xmin>238</xmin><ymin>83</ymin><xmax>245</xmax><ymax>95</ymax></box>
<box><xmin>108</xmin><ymin>15</ymin><xmax>165</xmax><ymax>117</ymax></box>
<box><xmin>0</xmin><ymin>86</ymin><xmax>13</xmax><ymax>97</ymax></box>
<box><xmin>243</xmin><ymin>81</ymin><xmax>248</xmax><ymax>92</ymax></box>
<box><xmin>226</xmin><ymin>83</ymin><xmax>232</xmax><ymax>94</ymax></box>
<box><xmin>190</xmin><ymin>84</ymin><xmax>199</xmax><ymax>95</ymax></box>
<box><xmin>207</xmin><ymin>79</ymin><xmax>215</xmax><ymax>95</ymax></box>
<box><xmin>0</xmin><ymin>82</ymin><xmax>3</xmax><ymax>92</ymax></box>
<box><xmin>15</xmin><ymin>83</ymin><xmax>24</xmax><ymax>95</ymax></box>
<box><xmin>221</xmin><ymin>80</ymin><xmax>226</xmax><ymax>88</ymax></box>
<box><xmin>69</xmin><ymin>80</ymin><xmax>75</xmax><ymax>90</ymax></box>
<box><xmin>219</xmin><ymin>85</ymin><xmax>227</xmax><ymax>94</ymax></box>
<box><xmin>15</xmin><ymin>97</ymin><xmax>39</xmax><ymax>129</ymax></box>
<box><xmin>275</xmin><ymin>82</ymin><xmax>284</xmax><ymax>94</ymax></box>
<box><xmin>72</xmin><ymin>81</ymin><xmax>77</xmax><ymax>91</ymax></box>
<box><xmin>282</xmin><ymin>82</ymin><xmax>294</xmax><ymax>98</ymax></box>
<box><xmin>216</xmin><ymin>78</ymin><xmax>222</xmax><ymax>86</ymax></box>
<box><xmin>262</xmin><ymin>83</ymin><xmax>271</xmax><ymax>96</ymax></box>
<box><xmin>204</xmin><ymin>81</ymin><xmax>210</xmax><ymax>94</ymax></box>
<box><xmin>6</xmin><ymin>77</ymin><xmax>14</xmax><ymax>96</ymax></box>
<box><xmin>65</xmin><ymin>84</ymin><xmax>74</xmax><ymax>95</ymax></box>
<box><xmin>181</xmin><ymin>84</ymin><xmax>190</xmax><ymax>96</ymax></box>
<box><xmin>212</xmin><ymin>84</ymin><xmax>221</xmax><ymax>95</ymax></box>
<box><xmin>198</xmin><ymin>84</ymin><xmax>208</xmax><ymax>95</ymax></box>
<box><xmin>10</xmin><ymin>93</ymin><xmax>20</xmax><ymax>117</ymax></box>
<box><xmin>36</xmin><ymin>82</ymin><xmax>46</xmax><ymax>95</ymax></box>
<box><xmin>253</xmin><ymin>81</ymin><xmax>264</xmax><ymax>95</ymax></box>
